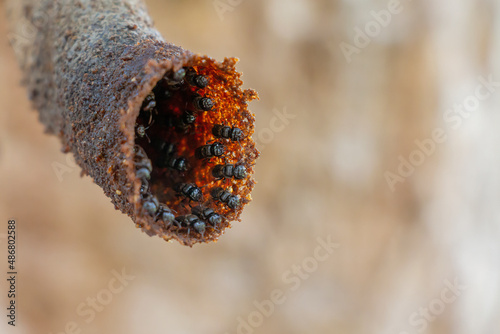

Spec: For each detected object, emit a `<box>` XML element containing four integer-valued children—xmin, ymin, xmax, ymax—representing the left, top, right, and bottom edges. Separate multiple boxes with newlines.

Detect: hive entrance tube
<box><xmin>7</xmin><ymin>0</ymin><xmax>259</xmax><ymax>246</ymax></box>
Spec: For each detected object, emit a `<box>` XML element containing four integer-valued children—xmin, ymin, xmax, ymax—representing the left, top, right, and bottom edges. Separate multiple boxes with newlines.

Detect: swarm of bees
<box><xmin>133</xmin><ymin>66</ymin><xmax>252</xmax><ymax>239</ymax></box>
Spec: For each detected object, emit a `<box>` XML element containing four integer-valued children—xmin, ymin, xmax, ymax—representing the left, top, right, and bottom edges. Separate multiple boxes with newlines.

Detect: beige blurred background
<box><xmin>1</xmin><ymin>0</ymin><xmax>500</xmax><ymax>333</ymax></box>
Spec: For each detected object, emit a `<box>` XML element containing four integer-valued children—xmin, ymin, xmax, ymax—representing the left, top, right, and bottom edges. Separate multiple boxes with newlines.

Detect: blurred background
<box><xmin>1</xmin><ymin>0</ymin><xmax>500</xmax><ymax>333</ymax></box>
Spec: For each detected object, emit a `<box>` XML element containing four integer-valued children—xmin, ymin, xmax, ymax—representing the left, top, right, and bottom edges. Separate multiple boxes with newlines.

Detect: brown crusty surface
<box><xmin>7</xmin><ymin>0</ymin><xmax>258</xmax><ymax>246</ymax></box>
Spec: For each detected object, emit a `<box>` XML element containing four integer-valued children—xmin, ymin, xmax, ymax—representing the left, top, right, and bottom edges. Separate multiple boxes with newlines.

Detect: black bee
<box><xmin>174</xmin><ymin>111</ymin><xmax>196</xmax><ymax>130</ymax></box>
<box><xmin>157</xmin><ymin>204</ymin><xmax>175</xmax><ymax>227</ymax></box>
<box><xmin>177</xmin><ymin>183</ymin><xmax>203</xmax><ymax>202</ymax></box>
<box><xmin>211</xmin><ymin>187</ymin><xmax>240</xmax><ymax>210</ymax></box>
<box><xmin>133</xmin><ymin>147</ymin><xmax>152</xmax><ymax>179</ymax></box>
<box><xmin>171</xmin><ymin>68</ymin><xmax>186</xmax><ymax>82</ymax></box>
<box><xmin>162</xmin><ymin>68</ymin><xmax>186</xmax><ymax>86</ymax></box>
<box><xmin>135</xmin><ymin>156</ymin><xmax>152</xmax><ymax>172</ymax></box>
<box><xmin>182</xmin><ymin>111</ymin><xmax>196</xmax><ymax>124</ymax></box>
<box><xmin>193</xmin><ymin>95</ymin><xmax>214</xmax><ymax>111</ymax></box>
<box><xmin>153</xmin><ymin>140</ymin><xmax>175</xmax><ymax>156</ymax></box>
<box><xmin>134</xmin><ymin>145</ymin><xmax>148</xmax><ymax>160</ymax></box>
<box><xmin>136</xmin><ymin>122</ymin><xmax>155</xmax><ymax>143</ymax></box>
<box><xmin>192</xmin><ymin>206</ymin><xmax>223</xmax><ymax>227</ymax></box>
<box><xmin>186</xmin><ymin>68</ymin><xmax>209</xmax><ymax>89</ymax></box>
<box><xmin>196</xmin><ymin>142</ymin><xmax>225</xmax><ymax>159</ymax></box>
<box><xmin>212</xmin><ymin>124</ymin><xmax>244</xmax><ymax>142</ymax></box>
<box><xmin>161</xmin><ymin>155</ymin><xmax>188</xmax><ymax>171</ymax></box>
<box><xmin>176</xmin><ymin>214</ymin><xmax>206</xmax><ymax>235</ymax></box>
<box><xmin>155</xmin><ymin>144</ymin><xmax>188</xmax><ymax>171</ymax></box>
<box><xmin>136</xmin><ymin>100</ymin><xmax>156</xmax><ymax>142</ymax></box>
<box><xmin>142</xmin><ymin>195</ymin><xmax>159</xmax><ymax>216</ymax></box>
<box><xmin>160</xmin><ymin>111</ymin><xmax>195</xmax><ymax>130</ymax></box>
<box><xmin>141</xmin><ymin>93</ymin><xmax>157</xmax><ymax>112</ymax></box>
<box><xmin>136</xmin><ymin>167</ymin><xmax>151</xmax><ymax>180</ymax></box>
<box><xmin>212</xmin><ymin>164</ymin><xmax>247</xmax><ymax>180</ymax></box>
<box><xmin>190</xmin><ymin>75</ymin><xmax>209</xmax><ymax>89</ymax></box>
<box><xmin>158</xmin><ymin>68</ymin><xmax>186</xmax><ymax>90</ymax></box>
<box><xmin>134</xmin><ymin>146</ymin><xmax>153</xmax><ymax>172</ymax></box>
<box><xmin>136</xmin><ymin>124</ymin><xmax>147</xmax><ymax>138</ymax></box>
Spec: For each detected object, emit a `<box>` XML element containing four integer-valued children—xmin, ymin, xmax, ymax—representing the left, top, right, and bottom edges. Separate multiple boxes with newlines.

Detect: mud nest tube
<box><xmin>6</xmin><ymin>0</ymin><xmax>259</xmax><ymax>246</ymax></box>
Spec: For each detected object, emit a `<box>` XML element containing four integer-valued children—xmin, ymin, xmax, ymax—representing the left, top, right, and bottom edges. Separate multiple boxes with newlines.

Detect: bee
<box><xmin>134</xmin><ymin>144</ymin><xmax>148</xmax><ymax>160</ymax></box>
<box><xmin>134</xmin><ymin>157</ymin><xmax>152</xmax><ymax>172</ymax></box>
<box><xmin>160</xmin><ymin>111</ymin><xmax>196</xmax><ymax>130</ymax></box>
<box><xmin>192</xmin><ymin>206</ymin><xmax>223</xmax><ymax>227</ymax></box>
<box><xmin>136</xmin><ymin>96</ymin><xmax>156</xmax><ymax>142</ymax></box>
<box><xmin>161</xmin><ymin>155</ymin><xmax>188</xmax><ymax>171</ymax></box>
<box><xmin>196</xmin><ymin>142</ymin><xmax>225</xmax><ymax>159</ymax></box>
<box><xmin>192</xmin><ymin>95</ymin><xmax>214</xmax><ymax>111</ymax></box>
<box><xmin>175</xmin><ymin>111</ymin><xmax>196</xmax><ymax>130</ymax></box>
<box><xmin>211</xmin><ymin>187</ymin><xmax>240</xmax><ymax>210</ymax></box>
<box><xmin>153</xmin><ymin>140</ymin><xmax>175</xmax><ymax>156</ymax></box>
<box><xmin>175</xmin><ymin>214</ymin><xmax>206</xmax><ymax>235</ymax></box>
<box><xmin>160</xmin><ymin>68</ymin><xmax>186</xmax><ymax>90</ymax></box>
<box><xmin>212</xmin><ymin>124</ymin><xmax>244</xmax><ymax>142</ymax></box>
<box><xmin>133</xmin><ymin>146</ymin><xmax>153</xmax><ymax>179</ymax></box>
<box><xmin>136</xmin><ymin>123</ymin><xmax>155</xmax><ymax>143</ymax></box>
<box><xmin>182</xmin><ymin>111</ymin><xmax>196</xmax><ymax>124</ymax></box>
<box><xmin>186</xmin><ymin>68</ymin><xmax>210</xmax><ymax>88</ymax></box>
<box><xmin>155</xmin><ymin>143</ymin><xmax>188</xmax><ymax>171</ymax></box>
<box><xmin>133</xmin><ymin>146</ymin><xmax>152</xmax><ymax>172</ymax></box>
<box><xmin>141</xmin><ymin>93</ymin><xmax>157</xmax><ymax>112</ymax></box>
<box><xmin>136</xmin><ymin>167</ymin><xmax>151</xmax><ymax>180</ymax></box>
<box><xmin>136</xmin><ymin>124</ymin><xmax>148</xmax><ymax>138</ymax></box>
<box><xmin>212</xmin><ymin>164</ymin><xmax>247</xmax><ymax>180</ymax></box>
<box><xmin>157</xmin><ymin>204</ymin><xmax>175</xmax><ymax>227</ymax></box>
<box><xmin>142</xmin><ymin>195</ymin><xmax>159</xmax><ymax>216</ymax></box>
<box><xmin>177</xmin><ymin>183</ymin><xmax>203</xmax><ymax>202</ymax></box>
<box><xmin>171</xmin><ymin>68</ymin><xmax>186</xmax><ymax>82</ymax></box>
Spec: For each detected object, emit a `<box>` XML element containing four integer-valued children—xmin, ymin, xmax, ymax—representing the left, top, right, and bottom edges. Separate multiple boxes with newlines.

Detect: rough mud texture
<box><xmin>7</xmin><ymin>0</ymin><xmax>258</xmax><ymax>246</ymax></box>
